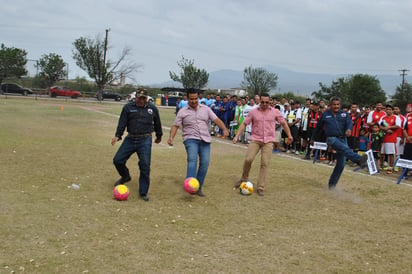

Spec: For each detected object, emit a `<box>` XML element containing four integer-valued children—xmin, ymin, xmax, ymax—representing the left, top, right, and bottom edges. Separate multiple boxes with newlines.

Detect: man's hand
<box><xmin>233</xmin><ymin>136</ymin><xmax>239</xmax><ymax>144</ymax></box>
<box><xmin>155</xmin><ymin>137</ymin><xmax>162</xmax><ymax>144</ymax></box>
<box><xmin>222</xmin><ymin>129</ymin><xmax>229</xmax><ymax>138</ymax></box>
<box><xmin>286</xmin><ymin>136</ymin><xmax>293</xmax><ymax>145</ymax></box>
<box><xmin>309</xmin><ymin>139</ymin><xmax>314</xmax><ymax>146</ymax></box>
<box><xmin>345</xmin><ymin>129</ymin><xmax>351</xmax><ymax>137</ymax></box>
<box><xmin>167</xmin><ymin>137</ymin><xmax>173</xmax><ymax>146</ymax></box>
<box><xmin>111</xmin><ymin>137</ymin><xmax>119</xmax><ymax>146</ymax></box>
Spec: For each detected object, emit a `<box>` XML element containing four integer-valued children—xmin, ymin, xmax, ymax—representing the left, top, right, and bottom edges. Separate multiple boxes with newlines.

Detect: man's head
<box><xmin>329</xmin><ymin>97</ymin><xmax>341</xmax><ymax>114</ymax></box>
<box><xmin>375</xmin><ymin>102</ymin><xmax>383</xmax><ymax>111</ymax></box>
<box><xmin>393</xmin><ymin>106</ymin><xmax>401</xmax><ymax>115</ymax></box>
<box><xmin>259</xmin><ymin>93</ymin><xmax>270</xmax><ymax>110</ymax></box>
<box><xmin>350</xmin><ymin>103</ymin><xmax>358</xmax><ymax>114</ymax></box>
<box><xmin>135</xmin><ymin>89</ymin><xmax>148</xmax><ymax>106</ymax></box>
<box><xmin>254</xmin><ymin>94</ymin><xmax>261</xmax><ymax>104</ymax></box>
<box><xmin>187</xmin><ymin>89</ymin><xmax>199</xmax><ymax>109</ymax></box>
<box><xmin>385</xmin><ymin>104</ymin><xmax>393</xmax><ymax>116</ymax></box>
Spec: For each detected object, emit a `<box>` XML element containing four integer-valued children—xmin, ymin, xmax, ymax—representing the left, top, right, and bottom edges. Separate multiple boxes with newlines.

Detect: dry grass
<box><xmin>1</xmin><ymin>97</ymin><xmax>412</xmax><ymax>273</ymax></box>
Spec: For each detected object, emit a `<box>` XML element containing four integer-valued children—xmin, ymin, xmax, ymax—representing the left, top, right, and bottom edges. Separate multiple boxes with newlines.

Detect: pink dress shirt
<box><xmin>243</xmin><ymin>106</ymin><xmax>285</xmax><ymax>143</ymax></box>
<box><xmin>173</xmin><ymin>104</ymin><xmax>218</xmax><ymax>142</ymax></box>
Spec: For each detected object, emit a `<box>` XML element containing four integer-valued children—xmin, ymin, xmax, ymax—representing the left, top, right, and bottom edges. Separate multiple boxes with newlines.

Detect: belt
<box><xmin>128</xmin><ymin>133</ymin><xmax>152</xmax><ymax>138</ymax></box>
<box><xmin>330</xmin><ymin>136</ymin><xmax>345</xmax><ymax>139</ymax></box>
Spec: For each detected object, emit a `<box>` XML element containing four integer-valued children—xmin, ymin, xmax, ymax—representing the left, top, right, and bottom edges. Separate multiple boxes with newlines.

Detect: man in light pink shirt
<box><xmin>168</xmin><ymin>89</ymin><xmax>228</xmax><ymax>197</ymax></box>
<box><xmin>233</xmin><ymin>93</ymin><xmax>293</xmax><ymax>196</ymax></box>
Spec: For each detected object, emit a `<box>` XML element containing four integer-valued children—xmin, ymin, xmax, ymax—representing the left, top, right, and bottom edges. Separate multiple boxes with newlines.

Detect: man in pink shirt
<box><xmin>233</xmin><ymin>93</ymin><xmax>293</xmax><ymax>196</ymax></box>
<box><xmin>168</xmin><ymin>89</ymin><xmax>229</xmax><ymax>197</ymax></box>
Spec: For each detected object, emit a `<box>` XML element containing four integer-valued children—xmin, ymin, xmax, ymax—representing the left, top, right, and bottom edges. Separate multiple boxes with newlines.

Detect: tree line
<box><xmin>1</xmin><ymin>30</ymin><xmax>411</xmax><ymax>109</ymax></box>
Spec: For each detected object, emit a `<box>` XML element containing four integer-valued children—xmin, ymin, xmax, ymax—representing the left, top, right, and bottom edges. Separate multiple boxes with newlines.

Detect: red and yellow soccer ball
<box><xmin>113</xmin><ymin>185</ymin><xmax>130</xmax><ymax>201</ymax></box>
<box><xmin>184</xmin><ymin>177</ymin><xmax>200</xmax><ymax>194</ymax></box>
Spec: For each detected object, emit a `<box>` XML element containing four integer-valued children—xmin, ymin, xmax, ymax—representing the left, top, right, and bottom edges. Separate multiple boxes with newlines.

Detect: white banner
<box><xmin>396</xmin><ymin>159</ymin><xmax>412</xmax><ymax>169</ymax></box>
<box><xmin>310</xmin><ymin>142</ymin><xmax>328</xmax><ymax>151</ymax></box>
<box><xmin>365</xmin><ymin>149</ymin><xmax>378</xmax><ymax>175</ymax></box>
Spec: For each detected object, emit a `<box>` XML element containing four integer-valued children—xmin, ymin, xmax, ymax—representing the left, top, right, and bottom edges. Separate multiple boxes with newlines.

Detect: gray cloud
<box><xmin>2</xmin><ymin>0</ymin><xmax>412</xmax><ymax>85</ymax></box>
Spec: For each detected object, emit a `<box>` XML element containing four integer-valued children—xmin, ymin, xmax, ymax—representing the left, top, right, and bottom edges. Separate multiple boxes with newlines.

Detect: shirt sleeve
<box><xmin>115</xmin><ymin>105</ymin><xmax>129</xmax><ymax>139</ymax></box>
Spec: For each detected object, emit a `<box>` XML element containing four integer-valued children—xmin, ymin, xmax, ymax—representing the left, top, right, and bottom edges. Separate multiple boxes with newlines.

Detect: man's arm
<box><xmin>167</xmin><ymin>125</ymin><xmax>180</xmax><ymax>146</ymax></box>
<box><xmin>233</xmin><ymin>122</ymin><xmax>246</xmax><ymax>144</ymax></box>
<box><xmin>214</xmin><ymin>117</ymin><xmax>229</xmax><ymax>137</ymax></box>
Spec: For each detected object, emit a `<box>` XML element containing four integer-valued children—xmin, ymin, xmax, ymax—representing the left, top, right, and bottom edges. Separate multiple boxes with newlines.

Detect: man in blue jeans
<box><xmin>168</xmin><ymin>89</ymin><xmax>229</xmax><ymax>197</ymax></box>
<box><xmin>112</xmin><ymin>90</ymin><xmax>163</xmax><ymax>201</ymax></box>
<box><xmin>311</xmin><ymin>97</ymin><xmax>367</xmax><ymax>189</ymax></box>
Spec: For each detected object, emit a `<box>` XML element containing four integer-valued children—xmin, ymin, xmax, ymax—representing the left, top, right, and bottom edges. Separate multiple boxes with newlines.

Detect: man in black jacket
<box><xmin>111</xmin><ymin>90</ymin><xmax>163</xmax><ymax>201</ymax></box>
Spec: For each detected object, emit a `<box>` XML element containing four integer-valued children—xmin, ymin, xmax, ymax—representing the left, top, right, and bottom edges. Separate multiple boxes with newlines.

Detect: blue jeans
<box><xmin>327</xmin><ymin>137</ymin><xmax>361</xmax><ymax>188</ymax></box>
<box><xmin>113</xmin><ymin>135</ymin><xmax>152</xmax><ymax>195</ymax></box>
<box><xmin>183</xmin><ymin>139</ymin><xmax>211</xmax><ymax>190</ymax></box>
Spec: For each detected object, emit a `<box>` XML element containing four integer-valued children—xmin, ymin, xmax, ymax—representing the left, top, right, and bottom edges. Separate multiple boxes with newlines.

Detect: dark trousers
<box><xmin>327</xmin><ymin>137</ymin><xmax>361</xmax><ymax>188</ymax></box>
<box><xmin>113</xmin><ymin>135</ymin><xmax>152</xmax><ymax>195</ymax></box>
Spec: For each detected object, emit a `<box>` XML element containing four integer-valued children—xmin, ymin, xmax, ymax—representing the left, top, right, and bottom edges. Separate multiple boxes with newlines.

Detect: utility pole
<box><xmin>399</xmin><ymin>68</ymin><xmax>409</xmax><ymax>89</ymax></box>
<box><xmin>103</xmin><ymin>28</ymin><xmax>110</xmax><ymax>69</ymax></box>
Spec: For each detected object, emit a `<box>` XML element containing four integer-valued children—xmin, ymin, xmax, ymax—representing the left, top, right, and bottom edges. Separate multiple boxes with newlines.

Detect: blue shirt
<box><xmin>313</xmin><ymin>109</ymin><xmax>353</xmax><ymax>139</ymax></box>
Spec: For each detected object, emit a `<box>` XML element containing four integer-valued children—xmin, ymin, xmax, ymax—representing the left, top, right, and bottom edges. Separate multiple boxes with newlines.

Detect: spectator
<box><xmin>367</xmin><ymin>102</ymin><xmax>386</xmax><ymax>127</ymax></box>
<box><xmin>379</xmin><ymin>104</ymin><xmax>401</xmax><ymax>174</ymax></box>
<box><xmin>369</xmin><ymin>123</ymin><xmax>384</xmax><ymax>172</ymax></box>
<box><xmin>305</xmin><ymin>101</ymin><xmax>321</xmax><ymax>160</ymax></box>
<box><xmin>394</xmin><ymin>105</ymin><xmax>406</xmax><ymax>172</ymax></box>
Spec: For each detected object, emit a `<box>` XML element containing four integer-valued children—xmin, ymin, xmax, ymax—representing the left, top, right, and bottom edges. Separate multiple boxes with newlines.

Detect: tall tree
<box><xmin>241</xmin><ymin>65</ymin><xmax>278</xmax><ymax>95</ymax></box>
<box><xmin>391</xmin><ymin>83</ymin><xmax>412</xmax><ymax>113</ymax></box>
<box><xmin>0</xmin><ymin>44</ymin><xmax>28</xmax><ymax>83</ymax></box>
<box><xmin>312</xmin><ymin>74</ymin><xmax>386</xmax><ymax>106</ymax></box>
<box><xmin>72</xmin><ymin>34</ymin><xmax>139</xmax><ymax>100</ymax></box>
<box><xmin>37</xmin><ymin>53</ymin><xmax>67</xmax><ymax>88</ymax></box>
<box><xmin>169</xmin><ymin>56</ymin><xmax>209</xmax><ymax>89</ymax></box>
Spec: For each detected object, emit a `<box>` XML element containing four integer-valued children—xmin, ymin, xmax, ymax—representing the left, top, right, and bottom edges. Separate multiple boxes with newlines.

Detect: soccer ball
<box><xmin>184</xmin><ymin>177</ymin><xmax>200</xmax><ymax>194</ymax></box>
<box><xmin>239</xmin><ymin>180</ymin><xmax>254</xmax><ymax>195</ymax></box>
<box><xmin>113</xmin><ymin>185</ymin><xmax>130</xmax><ymax>201</ymax></box>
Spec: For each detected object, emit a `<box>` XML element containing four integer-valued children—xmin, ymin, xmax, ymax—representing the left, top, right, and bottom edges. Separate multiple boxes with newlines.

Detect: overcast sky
<box><xmin>2</xmin><ymin>0</ymin><xmax>412</xmax><ymax>86</ymax></box>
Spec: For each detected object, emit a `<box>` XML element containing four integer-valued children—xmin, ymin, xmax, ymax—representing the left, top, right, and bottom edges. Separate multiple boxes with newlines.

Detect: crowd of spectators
<box><xmin>174</xmin><ymin>92</ymin><xmax>412</xmax><ymax>178</ymax></box>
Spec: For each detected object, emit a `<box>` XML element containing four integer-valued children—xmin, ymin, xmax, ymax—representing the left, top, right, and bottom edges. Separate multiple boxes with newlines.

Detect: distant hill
<box><xmin>150</xmin><ymin>66</ymin><xmax>405</xmax><ymax>96</ymax></box>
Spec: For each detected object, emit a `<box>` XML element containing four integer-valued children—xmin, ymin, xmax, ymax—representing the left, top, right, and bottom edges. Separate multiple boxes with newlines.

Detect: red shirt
<box><xmin>350</xmin><ymin>113</ymin><xmax>362</xmax><ymax>137</ymax></box>
<box><xmin>405</xmin><ymin>113</ymin><xmax>412</xmax><ymax>143</ymax></box>
<box><xmin>379</xmin><ymin>114</ymin><xmax>401</xmax><ymax>143</ymax></box>
<box><xmin>367</xmin><ymin>110</ymin><xmax>386</xmax><ymax>125</ymax></box>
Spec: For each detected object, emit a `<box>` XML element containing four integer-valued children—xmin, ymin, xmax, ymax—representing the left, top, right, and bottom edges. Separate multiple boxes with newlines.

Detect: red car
<box><xmin>46</xmin><ymin>86</ymin><xmax>82</xmax><ymax>98</ymax></box>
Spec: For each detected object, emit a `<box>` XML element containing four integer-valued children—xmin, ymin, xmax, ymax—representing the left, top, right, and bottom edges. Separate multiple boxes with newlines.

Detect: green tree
<box><xmin>169</xmin><ymin>56</ymin><xmax>209</xmax><ymax>89</ymax></box>
<box><xmin>0</xmin><ymin>44</ymin><xmax>28</xmax><ymax>83</ymax></box>
<box><xmin>72</xmin><ymin>34</ymin><xmax>139</xmax><ymax>100</ymax></box>
<box><xmin>391</xmin><ymin>83</ymin><xmax>412</xmax><ymax>113</ymax></box>
<box><xmin>37</xmin><ymin>53</ymin><xmax>67</xmax><ymax>88</ymax></box>
<box><xmin>241</xmin><ymin>65</ymin><xmax>278</xmax><ymax>95</ymax></box>
<box><xmin>312</xmin><ymin>74</ymin><xmax>386</xmax><ymax>106</ymax></box>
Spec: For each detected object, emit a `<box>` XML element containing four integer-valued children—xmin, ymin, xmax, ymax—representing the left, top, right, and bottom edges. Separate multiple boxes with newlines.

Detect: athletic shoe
<box><xmin>359</xmin><ymin>154</ymin><xmax>368</xmax><ymax>169</ymax></box>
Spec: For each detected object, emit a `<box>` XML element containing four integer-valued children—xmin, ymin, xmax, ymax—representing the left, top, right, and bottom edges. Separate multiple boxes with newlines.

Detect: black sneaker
<box><xmin>114</xmin><ymin>176</ymin><xmax>131</xmax><ymax>187</ymax></box>
<box><xmin>359</xmin><ymin>154</ymin><xmax>368</xmax><ymax>169</ymax></box>
<box><xmin>140</xmin><ymin>194</ymin><xmax>149</xmax><ymax>202</ymax></box>
<box><xmin>196</xmin><ymin>190</ymin><xmax>206</xmax><ymax>197</ymax></box>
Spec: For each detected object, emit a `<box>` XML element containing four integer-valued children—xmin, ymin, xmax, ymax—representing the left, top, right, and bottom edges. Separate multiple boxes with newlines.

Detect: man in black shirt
<box><xmin>112</xmin><ymin>90</ymin><xmax>163</xmax><ymax>201</ymax></box>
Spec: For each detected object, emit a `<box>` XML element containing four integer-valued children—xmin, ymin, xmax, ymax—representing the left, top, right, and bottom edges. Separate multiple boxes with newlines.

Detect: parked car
<box><xmin>127</xmin><ymin>91</ymin><xmax>154</xmax><ymax>103</ymax></box>
<box><xmin>46</xmin><ymin>86</ymin><xmax>81</xmax><ymax>98</ymax></box>
<box><xmin>95</xmin><ymin>90</ymin><xmax>123</xmax><ymax>101</ymax></box>
<box><xmin>1</xmin><ymin>83</ymin><xmax>33</xmax><ymax>96</ymax></box>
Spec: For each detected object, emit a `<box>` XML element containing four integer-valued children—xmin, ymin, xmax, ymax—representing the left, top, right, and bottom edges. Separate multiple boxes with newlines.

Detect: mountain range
<box><xmin>152</xmin><ymin>65</ymin><xmax>406</xmax><ymax>97</ymax></box>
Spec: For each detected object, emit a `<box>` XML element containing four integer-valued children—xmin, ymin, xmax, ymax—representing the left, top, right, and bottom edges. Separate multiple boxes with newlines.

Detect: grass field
<box><xmin>1</xmin><ymin>97</ymin><xmax>412</xmax><ymax>273</ymax></box>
